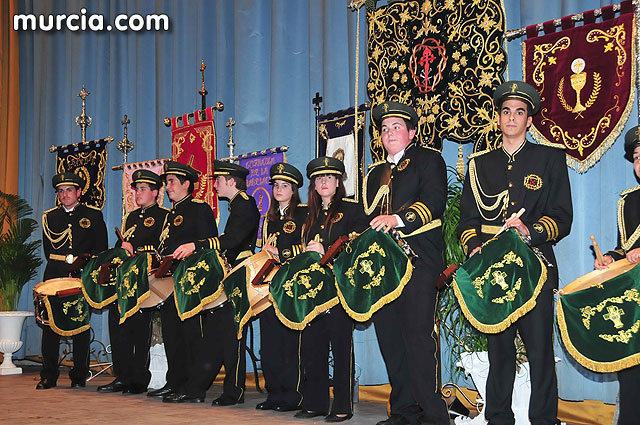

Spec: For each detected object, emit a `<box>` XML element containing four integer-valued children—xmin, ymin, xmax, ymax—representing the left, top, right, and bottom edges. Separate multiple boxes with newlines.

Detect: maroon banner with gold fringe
<box><xmin>523</xmin><ymin>2</ymin><xmax>636</xmax><ymax>173</ymax></box>
<box><xmin>171</xmin><ymin>106</ymin><xmax>218</xmax><ymax>218</ymax></box>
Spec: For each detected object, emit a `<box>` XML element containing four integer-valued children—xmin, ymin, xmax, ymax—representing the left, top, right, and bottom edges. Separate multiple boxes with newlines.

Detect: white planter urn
<box><xmin>0</xmin><ymin>311</ymin><xmax>33</xmax><ymax>375</ymax></box>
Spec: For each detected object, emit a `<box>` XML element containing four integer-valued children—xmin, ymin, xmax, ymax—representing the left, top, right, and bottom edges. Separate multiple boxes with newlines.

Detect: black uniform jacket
<box><xmin>42</xmin><ymin>204</ymin><xmax>108</xmax><ymax>280</ymax></box>
<box><xmin>607</xmin><ymin>186</ymin><xmax>640</xmax><ymax>260</ymax></box>
<box><xmin>262</xmin><ymin>204</ymin><xmax>308</xmax><ymax>262</ymax></box>
<box><xmin>304</xmin><ymin>199</ymin><xmax>366</xmax><ymax>253</ymax></box>
<box><xmin>158</xmin><ymin>194</ymin><xmax>217</xmax><ymax>256</ymax></box>
<box><xmin>118</xmin><ymin>203</ymin><xmax>169</xmax><ymax>253</ymax></box>
<box><xmin>363</xmin><ymin>143</ymin><xmax>447</xmax><ymax>269</ymax></box>
<box><xmin>458</xmin><ymin>141</ymin><xmax>573</xmax><ymax>276</ymax></box>
<box><xmin>196</xmin><ymin>190</ymin><xmax>260</xmax><ymax>265</ymax></box>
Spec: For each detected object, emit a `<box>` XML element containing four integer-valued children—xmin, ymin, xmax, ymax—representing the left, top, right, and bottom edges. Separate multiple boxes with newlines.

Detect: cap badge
<box><xmin>510</xmin><ymin>83</ymin><xmax>518</xmax><ymax>93</ymax></box>
<box><xmin>277</xmin><ymin>164</ymin><xmax>284</xmax><ymax>173</ymax></box>
<box><xmin>383</xmin><ymin>103</ymin><xmax>389</xmax><ymax>112</ymax></box>
<box><xmin>324</xmin><ymin>158</ymin><xmax>329</xmax><ymax>166</ymax></box>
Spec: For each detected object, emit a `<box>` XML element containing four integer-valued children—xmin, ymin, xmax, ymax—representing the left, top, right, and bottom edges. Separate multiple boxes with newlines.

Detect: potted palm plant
<box><xmin>0</xmin><ymin>190</ymin><xmax>42</xmax><ymax>375</ymax></box>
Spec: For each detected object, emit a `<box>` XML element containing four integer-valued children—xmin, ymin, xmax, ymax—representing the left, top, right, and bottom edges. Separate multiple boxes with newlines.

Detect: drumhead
<box><xmin>560</xmin><ymin>259</ymin><xmax>636</xmax><ymax>295</ymax></box>
<box><xmin>139</xmin><ymin>276</ymin><xmax>174</xmax><ymax>309</ymax></box>
<box><xmin>34</xmin><ymin>278</ymin><xmax>82</xmax><ymax>296</ymax></box>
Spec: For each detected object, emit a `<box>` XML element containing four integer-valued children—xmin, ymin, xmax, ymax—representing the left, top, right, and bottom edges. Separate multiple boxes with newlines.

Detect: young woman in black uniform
<box><xmin>257</xmin><ymin>162</ymin><xmax>307</xmax><ymax>412</ymax></box>
<box><xmin>294</xmin><ymin>156</ymin><xmax>364</xmax><ymax>423</ymax></box>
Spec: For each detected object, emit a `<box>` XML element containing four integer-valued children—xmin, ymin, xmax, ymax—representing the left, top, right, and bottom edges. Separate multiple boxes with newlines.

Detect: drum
<box><xmin>33</xmin><ymin>278</ymin><xmax>83</xmax><ymax>326</ymax></box>
<box><xmin>558</xmin><ymin>258</ymin><xmax>636</xmax><ymax>295</ymax></box>
<box><xmin>221</xmin><ymin>250</ymin><xmax>279</xmax><ymax>316</ymax></box>
<box><xmin>139</xmin><ymin>274</ymin><xmax>175</xmax><ymax>310</ymax></box>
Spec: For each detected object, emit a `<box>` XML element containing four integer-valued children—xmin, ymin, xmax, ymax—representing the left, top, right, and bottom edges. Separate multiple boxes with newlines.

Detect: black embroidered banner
<box><xmin>366</xmin><ymin>0</ymin><xmax>506</xmax><ymax>159</ymax></box>
<box><xmin>54</xmin><ymin>138</ymin><xmax>109</xmax><ymax>209</ymax></box>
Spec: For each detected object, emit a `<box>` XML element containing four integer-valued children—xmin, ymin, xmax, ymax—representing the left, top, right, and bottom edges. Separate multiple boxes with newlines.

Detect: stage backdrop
<box><xmin>16</xmin><ymin>0</ymin><xmax>633</xmax><ymax>403</ymax></box>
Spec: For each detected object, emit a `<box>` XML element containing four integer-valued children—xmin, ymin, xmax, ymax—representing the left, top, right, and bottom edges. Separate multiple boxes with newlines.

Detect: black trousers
<box><xmin>117</xmin><ymin>308</ymin><xmax>152</xmax><ymax>390</ymax></box>
<box><xmin>40</xmin><ymin>325</ymin><xmax>90</xmax><ymax>383</ymax></box>
<box><xmin>618</xmin><ymin>364</ymin><xmax>640</xmax><ymax>425</ymax></box>
<box><xmin>300</xmin><ymin>306</ymin><xmax>354</xmax><ymax>416</ymax></box>
<box><xmin>485</xmin><ymin>288</ymin><xmax>558</xmax><ymax>425</ymax></box>
<box><xmin>373</xmin><ymin>264</ymin><xmax>449</xmax><ymax>425</ymax></box>
<box><xmin>159</xmin><ymin>299</ymin><xmax>188</xmax><ymax>391</ymax></box>
<box><xmin>183</xmin><ymin>303</ymin><xmax>246</xmax><ymax>400</ymax></box>
<box><xmin>259</xmin><ymin>306</ymin><xmax>303</xmax><ymax>406</ymax></box>
<box><xmin>107</xmin><ymin>303</ymin><xmax>126</xmax><ymax>379</ymax></box>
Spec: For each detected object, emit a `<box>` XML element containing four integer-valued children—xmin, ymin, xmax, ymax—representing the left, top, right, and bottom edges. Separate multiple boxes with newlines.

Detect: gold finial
<box><xmin>75</xmin><ymin>86</ymin><xmax>92</xmax><ymax>142</ymax></box>
<box><xmin>199</xmin><ymin>59</ymin><xmax>208</xmax><ymax>97</ymax></box>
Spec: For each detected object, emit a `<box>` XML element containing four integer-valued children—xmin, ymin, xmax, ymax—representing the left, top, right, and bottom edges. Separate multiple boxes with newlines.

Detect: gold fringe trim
<box><xmin>235</xmin><ymin>267</ymin><xmax>253</xmax><ymax>340</ymax></box>
<box><xmin>269</xmin><ymin>291</ymin><xmax>340</xmax><ymax>331</ymax></box>
<box><xmin>43</xmin><ymin>296</ymin><xmax>91</xmax><ymax>337</ymax></box>
<box><xmin>526</xmin><ymin>18</ymin><xmax>637</xmax><ymax>174</ymax></box>
<box><xmin>336</xmin><ymin>258</ymin><xmax>413</xmax><ymax>322</ymax></box>
<box><xmin>556</xmin><ymin>298</ymin><xmax>640</xmax><ymax>373</ymax></box>
<box><xmin>452</xmin><ymin>249</ymin><xmax>548</xmax><ymax>334</ymax></box>
<box><xmin>82</xmin><ymin>285</ymin><xmax>117</xmax><ymax>310</ymax></box>
<box><xmin>118</xmin><ymin>253</ymin><xmax>153</xmax><ymax>324</ymax></box>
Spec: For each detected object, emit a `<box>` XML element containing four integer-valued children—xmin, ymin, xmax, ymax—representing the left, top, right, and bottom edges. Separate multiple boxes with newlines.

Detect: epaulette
<box><xmin>85</xmin><ymin>204</ymin><xmax>102</xmax><ymax>211</ymax></box>
<box><xmin>367</xmin><ymin>160</ymin><xmax>386</xmax><ymax>170</ymax></box>
<box><xmin>536</xmin><ymin>139</ymin><xmax>566</xmax><ymax>149</ymax></box>
<box><xmin>44</xmin><ymin>206</ymin><xmax>58</xmax><ymax>214</ymax></box>
<box><xmin>421</xmin><ymin>145</ymin><xmax>441</xmax><ymax>153</ymax></box>
<box><xmin>468</xmin><ymin>149</ymin><xmax>491</xmax><ymax>159</ymax></box>
<box><xmin>342</xmin><ymin>197</ymin><xmax>358</xmax><ymax>204</ymax></box>
<box><xmin>239</xmin><ymin>191</ymin><xmax>250</xmax><ymax>201</ymax></box>
<box><xmin>192</xmin><ymin>198</ymin><xmax>205</xmax><ymax>203</ymax></box>
<box><xmin>620</xmin><ymin>185</ymin><xmax>640</xmax><ymax>197</ymax></box>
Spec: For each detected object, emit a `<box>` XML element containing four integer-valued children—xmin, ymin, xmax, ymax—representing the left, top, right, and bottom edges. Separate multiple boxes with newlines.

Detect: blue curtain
<box><xmin>16</xmin><ymin>0</ymin><xmax>628</xmax><ymax>400</ymax></box>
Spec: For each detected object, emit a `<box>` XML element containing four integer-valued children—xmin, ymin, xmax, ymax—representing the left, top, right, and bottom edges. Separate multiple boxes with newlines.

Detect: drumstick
<box><xmin>116</xmin><ymin>226</ymin><xmax>124</xmax><ymax>242</ymax></box>
<box><xmin>494</xmin><ymin>208</ymin><xmax>526</xmax><ymax>238</ymax></box>
<box><xmin>591</xmin><ymin>235</ymin><xmax>606</xmax><ymax>267</ymax></box>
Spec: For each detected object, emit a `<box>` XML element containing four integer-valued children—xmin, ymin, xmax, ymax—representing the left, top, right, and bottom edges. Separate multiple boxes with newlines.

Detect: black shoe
<box><xmin>35</xmin><ymin>379</ymin><xmax>56</xmax><ymax>390</ymax></box>
<box><xmin>147</xmin><ymin>386</ymin><xmax>175</xmax><ymax>398</ymax></box>
<box><xmin>123</xmin><ymin>384</ymin><xmax>147</xmax><ymax>395</ymax></box>
<box><xmin>325</xmin><ymin>413</ymin><xmax>353</xmax><ymax>422</ymax></box>
<box><xmin>70</xmin><ymin>379</ymin><xmax>86</xmax><ymax>388</ymax></box>
<box><xmin>211</xmin><ymin>394</ymin><xmax>244</xmax><ymax>406</ymax></box>
<box><xmin>376</xmin><ymin>415</ymin><xmax>410</xmax><ymax>425</ymax></box>
<box><xmin>163</xmin><ymin>393</ymin><xmax>205</xmax><ymax>403</ymax></box>
<box><xmin>294</xmin><ymin>410</ymin><xmax>326</xmax><ymax>419</ymax></box>
<box><xmin>273</xmin><ymin>402</ymin><xmax>301</xmax><ymax>412</ymax></box>
<box><xmin>97</xmin><ymin>378</ymin><xmax>127</xmax><ymax>393</ymax></box>
<box><xmin>256</xmin><ymin>399</ymin><xmax>276</xmax><ymax>410</ymax></box>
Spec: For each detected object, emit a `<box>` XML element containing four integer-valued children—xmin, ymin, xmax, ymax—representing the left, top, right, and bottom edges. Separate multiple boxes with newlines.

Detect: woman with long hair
<box><xmin>295</xmin><ymin>156</ymin><xmax>364</xmax><ymax>423</ymax></box>
<box><xmin>257</xmin><ymin>162</ymin><xmax>307</xmax><ymax>413</ymax></box>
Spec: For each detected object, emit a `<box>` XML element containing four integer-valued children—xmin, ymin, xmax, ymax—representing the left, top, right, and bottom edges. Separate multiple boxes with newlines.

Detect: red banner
<box><xmin>171</xmin><ymin>106</ymin><xmax>218</xmax><ymax>218</ymax></box>
<box><xmin>523</xmin><ymin>7</ymin><xmax>636</xmax><ymax>173</ymax></box>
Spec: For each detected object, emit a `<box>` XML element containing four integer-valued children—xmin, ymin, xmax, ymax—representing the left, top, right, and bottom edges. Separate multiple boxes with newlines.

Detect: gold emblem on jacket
<box><xmin>533</xmin><ymin>223</ymin><xmax>544</xmax><ymax>233</ymax></box>
<box><xmin>282</xmin><ymin>249</ymin><xmax>292</xmax><ymax>259</ymax></box>
<box><xmin>79</xmin><ymin>218</ymin><xmax>91</xmax><ymax>228</ymax></box>
<box><xmin>173</xmin><ymin>215</ymin><xmax>184</xmax><ymax>226</ymax></box>
<box><xmin>283</xmin><ymin>221</ymin><xmax>296</xmax><ymax>234</ymax></box>
<box><xmin>523</xmin><ymin>174</ymin><xmax>543</xmax><ymax>190</ymax></box>
<box><xmin>331</xmin><ymin>212</ymin><xmax>344</xmax><ymax>223</ymax></box>
<box><xmin>398</xmin><ymin>158</ymin><xmax>410</xmax><ymax>171</ymax></box>
<box><xmin>144</xmin><ymin>217</ymin><xmax>155</xmax><ymax>227</ymax></box>
<box><xmin>405</xmin><ymin>211</ymin><xmax>417</xmax><ymax>222</ymax></box>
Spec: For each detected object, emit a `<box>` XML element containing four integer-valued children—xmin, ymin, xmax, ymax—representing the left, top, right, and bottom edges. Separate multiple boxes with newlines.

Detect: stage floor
<box><xmin>0</xmin><ymin>363</ymin><xmax>394</xmax><ymax>425</ymax></box>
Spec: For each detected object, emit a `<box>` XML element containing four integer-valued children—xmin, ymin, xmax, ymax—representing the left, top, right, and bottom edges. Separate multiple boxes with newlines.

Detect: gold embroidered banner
<box><xmin>170</xmin><ymin>106</ymin><xmax>218</xmax><ymax>218</ymax></box>
<box><xmin>122</xmin><ymin>159</ymin><xmax>168</xmax><ymax>214</ymax></box>
<box><xmin>523</xmin><ymin>5</ymin><xmax>636</xmax><ymax>173</ymax></box>
<box><xmin>366</xmin><ymin>0</ymin><xmax>506</xmax><ymax>159</ymax></box>
<box><xmin>54</xmin><ymin>138</ymin><xmax>109</xmax><ymax>209</ymax></box>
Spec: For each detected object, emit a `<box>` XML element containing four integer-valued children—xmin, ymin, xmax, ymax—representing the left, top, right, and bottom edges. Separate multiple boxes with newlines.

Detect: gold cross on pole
<box><xmin>226</xmin><ymin>117</ymin><xmax>236</xmax><ymax>158</ymax></box>
<box><xmin>75</xmin><ymin>86</ymin><xmax>93</xmax><ymax>143</ymax></box>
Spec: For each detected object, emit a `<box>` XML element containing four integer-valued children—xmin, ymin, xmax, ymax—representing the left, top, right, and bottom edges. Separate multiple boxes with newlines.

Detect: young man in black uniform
<box><xmin>458</xmin><ymin>81</ymin><xmax>572</xmax><ymax>425</ymax></box>
<box><xmin>364</xmin><ymin>102</ymin><xmax>449</xmax><ymax>425</ymax></box>
<box><xmin>38</xmin><ymin>172</ymin><xmax>108</xmax><ymax>389</ymax></box>
<box><xmin>146</xmin><ymin>161</ymin><xmax>218</xmax><ymax>402</ymax></box>
<box><xmin>594</xmin><ymin>127</ymin><xmax>640</xmax><ymax>425</ymax></box>
<box><xmin>97</xmin><ymin>169</ymin><xmax>169</xmax><ymax>395</ymax></box>
<box><xmin>192</xmin><ymin>159</ymin><xmax>260</xmax><ymax>407</ymax></box>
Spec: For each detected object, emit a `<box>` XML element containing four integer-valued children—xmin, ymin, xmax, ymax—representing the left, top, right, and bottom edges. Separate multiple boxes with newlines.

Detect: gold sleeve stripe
<box><xmin>460</xmin><ymin>229</ymin><xmax>477</xmax><ymax>246</ymax></box>
<box><xmin>410</xmin><ymin>205</ymin><xmax>428</xmax><ymax>224</ymax></box>
<box><xmin>208</xmin><ymin>237</ymin><xmax>220</xmax><ymax>251</ymax></box>
<box><xmin>538</xmin><ymin>218</ymin><xmax>553</xmax><ymax>240</ymax></box>
<box><xmin>412</xmin><ymin>202</ymin><xmax>432</xmax><ymax>223</ymax></box>
<box><xmin>539</xmin><ymin>216</ymin><xmax>557</xmax><ymax>240</ymax></box>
